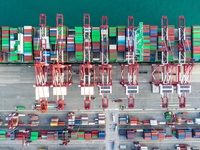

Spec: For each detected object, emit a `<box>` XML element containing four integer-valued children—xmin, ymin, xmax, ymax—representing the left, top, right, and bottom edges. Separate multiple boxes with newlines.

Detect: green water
<box><xmin>1</xmin><ymin>0</ymin><xmax>200</xmax><ymax>28</ymax></box>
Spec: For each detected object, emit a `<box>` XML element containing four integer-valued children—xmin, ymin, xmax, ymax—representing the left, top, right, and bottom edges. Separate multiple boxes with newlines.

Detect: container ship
<box><xmin>0</xmin><ymin>14</ymin><xmax>198</xmax><ymax>64</ymax></box>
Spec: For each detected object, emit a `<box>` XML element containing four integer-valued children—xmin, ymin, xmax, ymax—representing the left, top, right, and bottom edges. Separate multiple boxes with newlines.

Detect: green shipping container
<box><xmin>15</xmin><ymin>106</ymin><xmax>25</xmax><ymax>110</ymax></box>
<box><xmin>0</xmin><ymin>130</ymin><xmax>6</xmax><ymax>135</ymax></box>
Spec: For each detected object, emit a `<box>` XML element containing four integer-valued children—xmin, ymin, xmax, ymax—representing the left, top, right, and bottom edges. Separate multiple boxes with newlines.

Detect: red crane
<box><xmin>34</xmin><ymin>14</ymin><xmax>50</xmax><ymax>113</ymax></box>
<box><xmin>151</xmin><ymin>16</ymin><xmax>175</xmax><ymax>108</ymax></box>
<box><xmin>177</xmin><ymin>16</ymin><xmax>194</xmax><ymax>108</ymax></box>
<box><xmin>51</xmin><ymin>14</ymin><xmax>72</xmax><ymax>110</ymax></box>
<box><xmin>7</xmin><ymin>112</ymin><xmax>19</xmax><ymax>130</ymax></box>
<box><xmin>97</xmin><ymin>16</ymin><xmax>112</xmax><ymax>109</ymax></box>
<box><xmin>78</xmin><ymin>14</ymin><xmax>95</xmax><ymax>110</ymax></box>
<box><xmin>121</xmin><ymin>16</ymin><xmax>139</xmax><ymax>108</ymax></box>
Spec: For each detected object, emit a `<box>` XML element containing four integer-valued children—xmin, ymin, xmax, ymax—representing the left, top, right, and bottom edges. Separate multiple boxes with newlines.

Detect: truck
<box><xmin>112</xmin><ymin>113</ymin><xmax>115</xmax><ymax>123</ymax></box>
<box><xmin>15</xmin><ymin>106</ymin><xmax>25</xmax><ymax>111</ymax></box>
<box><xmin>112</xmin><ymin>141</ymin><xmax>115</xmax><ymax>150</ymax></box>
<box><xmin>113</xmin><ymin>99</ymin><xmax>122</xmax><ymax>103</ymax></box>
<box><xmin>38</xmin><ymin>147</ymin><xmax>49</xmax><ymax>150</ymax></box>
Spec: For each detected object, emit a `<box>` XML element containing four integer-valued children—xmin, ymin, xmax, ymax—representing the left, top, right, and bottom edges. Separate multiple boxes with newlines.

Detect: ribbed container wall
<box><xmin>98</xmin><ymin>131</ymin><xmax>105</xmax><ymax>140</ymax></box>
<box><xmin>168</xmin><ymin>25</ymin><xmax>175</xmax><ymax>61</ymax></box>
<box><xmin>2</xmin><ymin>26</ymin><xmax>10</xmax><ymax>53</ymax></box>
<box><xmin>30</xmin><ymin>131</ymin><xmax>38</xmax><ymax>141</ymax></box>
<box><xmin>126</xmin><ymin>130</ymin><xmax>134</xmax><ymax>139</ymax></box>
<box><xmin>143</xmin><ymin>25</ymin><xmax>150</xmax><ymax>61</ymax></box>
<box><xmin>33</xmin><ymin>36</ymin><xmax>40</xmax><ymax>62</ymax></box>
<box><xmin>23</xmin><ymin>26</ymin><xmax>33</xmax><ymax>62</ymax></box>
<box><xmin>192</xmin><ymin>26</ymin><xmax>200</xmax><ymax>61</ymax></box>
<box><xmin>77</xmin><ymin>130</ymin><xmax>85</xmax><ymax>140</ymax></box>
<box><xmin>185</xmin><ymin>27</ymin><xmax>192</xmax><ymax>60</ymax></box>
<box><xmin>109</xmin><ymin>27</ymin><xmax>117</xmax><ymax>62</ymax></box>
<box><xmin>67</xmin><ymin>35</ymin><xmax>75</xmax><ymax>52</ymax></box>
<box><xmin>119</xmin><ymin>117</ymin><xmax>127</xmax><ymax>125</ymax></box>
<box><xmin>192</xmin><ymin>129</ymin><xmax>200</xmax><ymax>138</ymax></box>
<box><xmin>75</xmin><ymin>27</ymin><xmax>83</xmax><ymax>61</ymax></box>
<box><xmin>150</xmin><ymin>26</ymin><xmax>158</xmax><ymax>62</ymax></box>
<box><xmin>9</xmin><ymin>28</ymin><xmax>19</xmax><ymax>61</ymax></box>
<box><xmin>0</xmin><ymin>28</ymin><xmax>2</xmax><ymax>62</ymax></box>
<box><xmin>85</xmin><ymin>131</ymin><xmax>92</xmax><ymax>140</ymax></box>
<box><xmin>0</xmin><ymin>130</ymin><xmax>6</xmax><ymax>140</ymax></box>
<box><xmin>143</xmin><ymin>129</ymin><xmax>165</xmax><ymax>140</ymax></box>
<box><xmin>119</xmin><ymin>129</ymin><xmax>126</xmax><ymax>137</ymax></box>
<box><xmin>91</xmin><ymin>130</ymin><xmax>98</xmax><ymax>139</ymax></box>
<box><xmin>92</xmin><ymin>27</ymin><xmax>100</xmax><ymax>52</ymax></box>
<box><xmin>117</xmin><ymin>26</ymin><xmax>125</xmax><ymax>51</ymax></box>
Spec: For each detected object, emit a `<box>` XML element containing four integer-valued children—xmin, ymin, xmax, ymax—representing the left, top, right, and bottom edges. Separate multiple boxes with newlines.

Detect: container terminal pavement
<box><xmin>1</xmin><ymin>14</ymin><xmax>200</xmax><ymax>150</ymax></box>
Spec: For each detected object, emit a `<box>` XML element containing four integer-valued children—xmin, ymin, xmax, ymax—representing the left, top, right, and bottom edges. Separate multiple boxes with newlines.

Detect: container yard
<box><xmin>1</xmin><ymin>13</ymin><xmax>200</xmax><ymax>150</ymax></box>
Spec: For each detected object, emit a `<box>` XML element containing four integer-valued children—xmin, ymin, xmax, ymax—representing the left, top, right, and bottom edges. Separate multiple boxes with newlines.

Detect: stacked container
<box><xmin>75</xmin><ymin>27</ymin><xmax>83</xmax><ymax>61</ymax></box>
<box><xmin>50</xmin><ymin>116</ymin><xmax>59</xmax><ymax>126</ymax></box>
<box><xmin>23</xmin><ymin>26</ymin><xmax>33</xmax><ymax>62</ymax></box>
<box><xmin>150</xmin><ymin>26</ymin><xmax>158</xmax><ymax>61</ymax></box>
<box><xmin>9</xmin><ymin>28</ymin><xmax>19</xmax><ymax>61</ymax></box>
<box><xmin>185</xmin><ymin>27</ymin><xmax>192</xmax><ymax>61</ymax></box>
<box><xmin>119</xmin><ymin>129</ymin><xmax>126</xmax><ymax>137</ymax></box>
<box><xmin>117</xmin><ymin>26</ymin><xmax>126</xmax><ymax>51</ymax></box>
<box><xmin>71</xmin><ymin>131</ymin><xmax>78</xmax><ymax>140</ymax></box>
<box><xmin>85</xmin><ymin>131</ymin><xmax>92</xmax><ymax>140</ymax></box>
<box><xmin>91</xmin><ymin>130</ymin><xmax>98</xmax><ymax>139</ymax></box>
<box><xmin>176</xmin><ymin>129</ymin><xmax>192</xmax><ymax>139</ymax></box>
<box><xmin>56</xmin><ymin>26</ymin><xmax>67</xmax><ymax>62</ymax></box>
<box><xmin>50</xmin><ymin>27</ymin><xmax>57</xmax><ymax>61</ymax></box>
<box><xmin>126</xmin><ymin>130</ymin><xmax>135</xmax><ymax>139</ymax></box>
<box><xmin>165</xmin><ymin>112</ymin><xmax>172</xmax><ymax>121</ymax></box>
<box><xmin>68</xmin><ymin>112</ymin><xmax>75</xmax><ymax>127</ymax></box>
<box><xmin>109</xmin><ymin>27</ymin><xmax>117</xmax><ymax>62</ymax></box>
<box><xmin>2</xmin><ymin>26</ymin><xmax>10</xmax><ymax>53</ymax></box>
<box><xmin>92</xmin><ymin>27</ymin><xmax>100</xmax><ymax>51</ymax></box>
<box><xmin>0</xmin><ymin>130</ymin><xmax>6</xmax><ymax>140</ymax></box>
<box><xmin>192</xmin><ymin>129</ymin><xmax>200</xmax><ymax>138</ymax></box>
<box><xmin>67</xmin><ymin>35</ymin><xmax>75</xmax><ymax>52</ymax></box>
<box><xmin>75</xmin><ymin>118</ymin><xmax>82</xmax><ymax>125</ymax></box>
<box><xmin>119</xmin><ymin>117</ymin><xmax>127</xmax><ymax>125</ymax></box>
<box><xmin>143</xmin><ymin>129</ymin><xmax>165</xmax><ymax>140</ymax></box>
<box><xmin>130</xmin><ymin>118</ymin><xmax>139</xmax><ymax>125</ymax></box>
<box><xmin>143</xmin><ymin>120</ymin><xmax>150</xmax><ymax>125</ymax></box>
<box><xmin>47</xmin><ymin>131</ymin><xmax>54</xmax><ymax>140</ymax></box>
<box><xmin>143</xmin><ymin>25</ymin><xmax>150</xmax><ymax>61</ymax></box>
<box><xmin>192</xmin><ymin>26</ymin><xmax>200</xmax><ymax>61</ymax></box>
<box><xmin>98</xmin><ymin>113</ymin><xmax>105</xmax><ymax>126</ymax></box>
<box><xmin>33</xmin><ymin>36</ymin><xmax>40</xmax><ymax>62</ymax></box>
<box><xmin>81</xmin><ymin>115</ymin><xmax>88</xmax><ymax>125</ymax></box>
<box><xmin>168</xmin><ymin>25</ymin><xmax>175</xmax><ymax>61</ymax></box>
<box><xmin>0</xmin><ymin>28</ymin><xmax>2</xmax><ymax>62</ymax></box>
<box><xmin>30</xmin><ymin>131</ymin><xmax>38</xmax><ymax>141</ymax></box>
<box><xmin>98</xmin><ymin>131</ymin><xmax>105</xmax><ymax>140</ymax></box>
<box><xmin>77</xmin><ymin>130</ymin><xmax>85</xmax><ymax>140</ymax></box>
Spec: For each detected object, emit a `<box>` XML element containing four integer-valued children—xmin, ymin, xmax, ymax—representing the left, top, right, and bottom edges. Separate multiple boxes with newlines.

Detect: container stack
<box><xmin>185</xmin><ymin>27</ymin><xmax>192</xmax><ymax>61</ymax></box>
<box><xmin>85</xmin><ymin>131</ymin><xmax>92</xmax><ymax>140</ymax></box>
<box><xmin>29</xmin><ymin>114</ymin><xmax>38</xmax><ymax>121</ymax></box>
<box><xmin>50</xmin><ymin>27</ymin><xmax>57</xmax><ymax>61</ymax></box>
<box><xmin>143</xmin><ymin>129</ymin><xmax>165</xmax><ymax>140</ymax></box>
<box><xmin>192</xmin><ymin>129</ymin><xmax>200</xmax><ymax>138</ymax></box>
<box><xmin>119</xmin><ymin>129</ymin><xmax>126</xmax><ymax>137</ymax></box>
<box><xmin>33</xmin><ymin>36</ymin><xmax>40</xmax><ymax>62</ymax></box>
<box><xmin>91</xmin><ymin>130</ymin><xmax>98</xmax><ymax>139</ymax></box>
<box><xmin>92</xmin><ymin>27</ymin><xmax>100</xmax><ymax>51</ymax></box>
<box><xmin>77</xmin><ymin>130</ymin><xmax>85</xmax><ymax>140</ymax></box>
<box><xmin>126</xmin><ymin>130</ymin><xmax>135</xmax><ymax>139</ymax></box>
<box><xmin>23</xmin><ymin>26</ymin><xmax>33</xmax><ymax>62</ymax></box>
<box><xmin>0</xmin><ymin>28</ymin><xmax>2</xmax><ymax>62</ymax></box>
<box><xmin>29</xmin><ymin>120</ymin><xmax>39</xmax><ymax>126</ymax></box>
<box><xmin>98</xmin><ymin>131</ymin><xmax>105</xmax><ymax>140</ymax></box>
<box><xmin>176</xmin><ymin>129</ymin><xmax>192</xmax><ymax>139</ymax></box>
<box><xmin>75</xmin><ymin>118</ymin><xmax>82</xmax><ymax>125</ymax></box>
<box><xmin>130</xmin><ymin>118</ymin><xmax>139</xmax><ymax>125</ymax></box>
<box><xmin>2</xmin><ymin>26</ymin><xmax>10</xmax><ymax>53</ymax></box>
<box><xmin>71</xmin><ymin>131</ymin><xmax>78</xmax><ymax>140</ymax></box>
<box><xmin>143</xmin><ymin>120</ymin><xmax>150</xmax><ymax>125</ymax></box>
<box><xmin>165</xmin><ymin>112</ymin><xmax>172</xmax><ymax>121</ymax></box>
<box><xmin>75</xmin><ymin>27</ymin><xmax>83</xmax><ymax>61</ymax></box>
<box><xmin>109</xmin><ymin>27</ymin><xmax>117</xmax><ymax>62</ymax></box>
<box><xmin>67</xmin><ymin>35</ymin><xmax>75</xmax><ymax>52</ymax></box>
<box><xmin>50</xmin><ymin>116</ymin><xmax>59</xmax><ymax>126</ymax></box>
<box><xmin>81</xmin><ymin>115</ymin><xmax>89</xmax><ymax>125</ymax></box>
<box><xmin>117</xmin><ymin>26</ymin><xmax>126</xmax><ymax>51</ymax></box>
<box><xmin>98</xmin><ymin>113</ymin><xmax>105</xmax><ymax>126</ymax></box>
<box><xmin>47</xmin><ymin>131</ymin><xmax>54</xmax><ymax>140</ymax></box>
<box><xmin>30</xmin><ymin>131</ymin><xmax>38</xmax><ymax>141</ymax></box>
<box><xmin>192</xmin><ymin>26</ymin><xmax>200</xmax><ymax>61</ymax></box>
<box><xmin>150</xmin><ymin>119</ymin><xmax>158</xmax><ymax>125</ymax></box>
<box><xmin>57</xmin><ymin>26</ymin><xmax>67</xmax><ymax>62</ymax></box>
<box><xmin>67</xmin><ymin>112</ymin><xmax>75</xmax><ymax>127</ymax></box>
<box><xmin>15</xmin><ymin>132</ymin><xmax>24</xmax><ymax>140</ymax></box>
<box><xmin>150</xmin><ymin>26</ymin><xmax>158</xmax><ymax>61</ymax></box>
<box><xmin>143</xmin><ymin>25</ymin><xmax>150</xmax><ymax>61</ymax></box>
<box><xmin>9</xmin><ymin>28</ymin><xmax>19</xmax><ymax>61</ymax></box>
<box><xmin>119</xmin><ymin>117</ymin><xmax>127</xmax><ymax>125</ymax></box>
<box><xmin>168</xmin><ymin>25</ymin><xmax>175</xmax><ymax>61</ymax></box>
<box><xmin>0</xmin><ymin>130</ymin><xmax>6</xmax><ymax>140</ymax></box>
<box><xmin>41</xmin><ymin>130</ymin><xmax>47</xmax><ymax>139</ymax></box>
<box><xmin>10</xmin><ymin>133</ymin><xmax>15</xmax><ymax>140</ymax></box>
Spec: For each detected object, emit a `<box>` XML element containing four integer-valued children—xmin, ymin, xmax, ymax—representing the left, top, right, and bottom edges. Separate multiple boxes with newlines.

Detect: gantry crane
<box><xmin>78</xmin><ymin>14</ymin><xmax>95</xmax><ymax>110</ymax></box>
<box><xmin>51</xmin><ymin>14</ymin><xmax>72</xmax><ymax>110</ymax></box>
<box><xmin>97</xmin><ymin>16</ymin><xmax>112</xmax><ymax>109</ymax></box>
<box><xmin>34</xmin><ymin>14</ymin><xmax>50</xmax><ymax>113</ymax></box>
<box><xmin>62</xmin><ymin>130</ymin><xmax>69</xmax><ymax>146</ymax></box>
<box><xmin>177</xmin><ymin>16</ymin><xmax>194</xmax><ymax>108</ymax></box>
<box><xmin>121</xmin><ymin>16</ymin><xmax>139</xmax><ymax>108</ymax></box>
<box><xmin>151</xmin><ymin>16</ymin><xmax>175</xmax><ymax>108</ymax></box>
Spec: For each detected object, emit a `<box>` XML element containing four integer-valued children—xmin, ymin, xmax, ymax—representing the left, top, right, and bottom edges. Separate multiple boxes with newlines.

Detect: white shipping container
<box><xmin>109</xmin><ymin>45</ymin><xmax>117</xmax><ymax>49</ymax></box>
<box><xmin>24</xmin><ymin>26</ymin><xmax>32</xmax><ymax>29</ymax></box>
<box><xmin>88</xmin><ymin>122</ymin><xmax>95</xmax><ymax>125</ymax></box>
<box><xmin>98</xmin><ymin>120</ymin><xmax>105</xmax><ymax>124</ymax></box>
<box><xmin>81</xmin><ymin>87</ymin><xmax>94</xmax><ymax>95</ymax></box>
<box><xmin>98</xmin><ymin>113</ymin><xmax>105</xmax><ymax>117</ymax></box>
<box><xmin>159</xmin><ymin>122</ymin><xmax>166</xmax><ymax>125</ymax></box>
<box><xmin>18</xmin><ymin>113</ymin><xmax>25</xmax><ymax>117</ymax></box>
